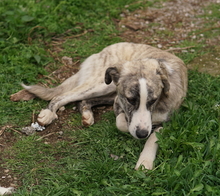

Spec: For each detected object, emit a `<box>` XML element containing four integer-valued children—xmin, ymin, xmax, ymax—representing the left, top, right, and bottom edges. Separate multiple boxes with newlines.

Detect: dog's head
<box><xmin>105</xmin><ymin>58</ymin><xmax>170</xmax><ymax>139</ymax></box>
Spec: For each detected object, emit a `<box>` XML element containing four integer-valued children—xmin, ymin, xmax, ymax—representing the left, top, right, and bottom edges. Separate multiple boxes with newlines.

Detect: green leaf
<box><xmin>21</xmin><ymin>15</ymin><xmax>35</xmax><ymax>22</ymax></box>
<box><xmin>205</xmin><ymin>184</ymin><xmax>214</xmax><ymax>193</ymax></box>
<box><xmin>174</xmin><ymin>169</ymin><xmax>181</xmax><ymax>177</ymax></box>
<box><xmin>190</xmin><ymin>183</ymin><xmax>204</xmax><ymax>192</ymax></box>
<box><xmin>134</xmin><ymin>170</ymin><xmax>146</xmax><ymax>179</ymax></box>
<box><xmin>152</xmin><ymin>192</ymin><xmax>168</xmax><ymax>195</ymax></box>
<box><xmin>34</xmin><ymin>55</ymin><xmax>41</xmax><ymax>64</ymax></box>
<box><xmin>183</xmin><ymin>142</ymin><xmax>204</xmax><ymax>149</ymax></box>
<box><xmin>175</xmin><ymin>154</ymin><xmax>183</xmax><ymax>168</ymax></box>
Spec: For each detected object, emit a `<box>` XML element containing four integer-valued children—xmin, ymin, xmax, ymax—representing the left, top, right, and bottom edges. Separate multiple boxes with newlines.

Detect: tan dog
<box><xmin>22</xmin><ymin>42</ymin><xmax>187</xmax><ymax>170</ymax></box>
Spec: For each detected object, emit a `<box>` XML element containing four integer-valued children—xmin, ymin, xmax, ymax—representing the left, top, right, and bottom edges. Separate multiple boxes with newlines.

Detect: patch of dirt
<box><xmin>188</xmin><ymin>45</ymin><xmax>220</xmax><ymax>76</ymax></box>
<box><xmin>119</xmin><ymin>0</ymin><xmax>219</xmax><ymax>49</ymax></box>
<box><xmin>1</xmin><ymin>0</ymin><xmax>220</xmax><ymax>190</ymax></box>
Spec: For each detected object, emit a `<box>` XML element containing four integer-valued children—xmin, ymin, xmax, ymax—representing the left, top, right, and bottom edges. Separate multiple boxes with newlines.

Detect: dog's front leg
<box><xmin>135</xmin><ymin>127</ymin><xmax>162</xmax><ymax>170</ymax></box>
<box><xmin>116</xmin><ymin>113</ymin><xmax>128</xmax><ymax>132</ymax></box>
<box><xmin>37</xmin><ymin>83</ymin><xmax>116</xmax><ymax>126</ymax></box>
<box><xmin>78</xmin><ymin>100</ymin><xmax>94</xmax><ymax>127</ymax></box>
<box><xmin>114</xmin><ymin>96</ymin><xmax>128</xmax><ymax>132</ymax></box>
<box><xmin>78</xmin><ymin>94</ymin><xmax>115</xmax><ymax>127</ymax></box>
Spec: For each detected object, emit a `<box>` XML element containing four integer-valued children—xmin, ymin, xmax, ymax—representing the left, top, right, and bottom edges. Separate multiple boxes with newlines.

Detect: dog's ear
<box><xmin>105</xmin><ymin>67</ymin><xmax>120</xmax><ymax>85</ymax></box>
<box><xmin>157</xmin><ymin>60</ymin><xmax>170</xmax><ymax>95</ymax></box>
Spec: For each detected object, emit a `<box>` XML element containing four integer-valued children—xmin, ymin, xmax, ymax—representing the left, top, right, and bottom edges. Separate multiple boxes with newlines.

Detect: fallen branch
<box><xmin>165</xmin><ymin>46</ymin><xmax>195</xmax><ymax>52</ymax></box>
<box><xmin>10</xmin><ymin>89</ymin><xmax>36</xmax><ymax>102</ymax></box>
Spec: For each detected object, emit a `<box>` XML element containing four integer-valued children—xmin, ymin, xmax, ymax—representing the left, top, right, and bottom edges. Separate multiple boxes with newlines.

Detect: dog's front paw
<box><xmin>116</xmin><ymin>113</ymin><xmax>128</xmax><ymax>132</ymax></box>
<box><xmin>81</xmin><ymin>107</ymin><xmax>94</xmax><ymax>127</ymax></box>
<box><xmin>37</xmin><ymin>109</ymin><xmax>58</xmax><ymax>126</ymax></box>
<box><xmin>0</xmin><ymin>186</ymin><xmax>15</xmax><ymax>195</ymax></box>
<box><xmin>135</xmin><ymin>159</ymin><xmax>154</xmax><ymax>170</ymax></box>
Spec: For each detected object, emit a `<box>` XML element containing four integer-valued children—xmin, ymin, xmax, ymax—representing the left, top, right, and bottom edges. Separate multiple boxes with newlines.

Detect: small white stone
<box><xmin>157</xmin><ymin>44</ymin><xmax>162</xmax><ymax>48</ymax></box>
<box><xmin>4</xmin><ymin>169</ymin><xmax>9</xmax><ymax>173</ymax></box>
<box><xmin>58</xmin><ymin>131</ymin><xmax>63</xmax><ymax>135</ymax></box>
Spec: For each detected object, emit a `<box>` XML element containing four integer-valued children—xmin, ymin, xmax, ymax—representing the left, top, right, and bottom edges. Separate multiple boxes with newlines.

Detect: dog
<box><xmin>22</xmin><ymin>42</ymin><xmax>187</xmax><ymax>170</ymax></box>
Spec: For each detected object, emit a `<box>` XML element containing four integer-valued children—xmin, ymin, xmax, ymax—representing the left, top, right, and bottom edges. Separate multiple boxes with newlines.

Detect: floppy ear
<box><xmin>157</xmin><ymin>60</ymin><xmax>170</xmax><ymax>95</ymax></box>
<box><xmin>105</xmin><ymin>67</ymin><xmax>120</xmax><ymax>85</ymax></box>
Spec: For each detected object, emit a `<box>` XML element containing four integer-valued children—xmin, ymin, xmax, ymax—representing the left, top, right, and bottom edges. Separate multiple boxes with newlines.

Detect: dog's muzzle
<box><xmin>135</xmin><ymin>125</ymin><xmax>160</xmax><ymax>139</ymax></box>
<box><xmin>136</xmin><ymin>129</ymin><xmax>149</xmax><ymax>139</ymax></box>
<box><xmin>135</xmin><ymin>126</ymin><xmax>150</xmax><ymax>139</ymax></box>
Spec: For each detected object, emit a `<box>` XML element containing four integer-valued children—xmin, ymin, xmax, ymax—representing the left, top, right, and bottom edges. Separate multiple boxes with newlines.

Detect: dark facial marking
<box><xmin>147</xmin><ymin>98</ymin><xmax>157</xmax><ymax>108</ymax></box>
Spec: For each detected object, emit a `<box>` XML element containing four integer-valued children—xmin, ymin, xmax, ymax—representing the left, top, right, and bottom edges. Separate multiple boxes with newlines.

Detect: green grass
<box><xmin>4</xmin><ymin>76</ymin><xmax>220</xmax><ymax>195</ymax></box>
<box><xmin>1</xmin><ymin>0</ymin><xmax>220</xmax><ymax>195</ymax></box>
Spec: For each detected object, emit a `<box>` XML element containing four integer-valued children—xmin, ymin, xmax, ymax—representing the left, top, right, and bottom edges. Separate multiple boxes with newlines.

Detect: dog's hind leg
<box><xmin>78</xmin><ymin>93</ymin><xmax>116</xmax><ymax>126</ymax></box>
<box><xmin>135</xmin><ymin>127</ymin><xmax>162</xmax><ymax>170</ymax></box>
<box><xmin>37</xmin><ymin>83</ymin><xmax>116</xmax><ymax>126</ymax></box>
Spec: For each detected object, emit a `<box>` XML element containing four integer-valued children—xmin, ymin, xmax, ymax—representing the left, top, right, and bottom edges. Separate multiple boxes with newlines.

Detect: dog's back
<box><xmin>22</xmin><ymin>42</ymin><xmax>187</xmax><ymax>104</ymax></box>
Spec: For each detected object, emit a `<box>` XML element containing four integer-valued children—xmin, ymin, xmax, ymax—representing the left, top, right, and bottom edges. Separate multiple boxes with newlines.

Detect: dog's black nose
<box><xmin>136</xmin><ymin>129</ymin><xmax>149</xmax><ymax>139</ymax></box>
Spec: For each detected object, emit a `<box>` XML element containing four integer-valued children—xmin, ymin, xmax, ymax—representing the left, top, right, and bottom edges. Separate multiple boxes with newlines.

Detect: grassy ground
<box><xmin>0</xmin><ymin>0</ymin><xmax>220</xmax><ymax>195</ymax></box>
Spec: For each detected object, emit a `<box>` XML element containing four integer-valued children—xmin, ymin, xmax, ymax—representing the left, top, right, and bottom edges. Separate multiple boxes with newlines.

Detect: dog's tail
<box><xmin>22</xmin><ymin>72</ymin><xmax>80</xmax><ymax>100</ymax></box>
<box><xmin>21</xmin><ymin>83</ymin><xmax>64</xmax><ymax>101</ymax></box>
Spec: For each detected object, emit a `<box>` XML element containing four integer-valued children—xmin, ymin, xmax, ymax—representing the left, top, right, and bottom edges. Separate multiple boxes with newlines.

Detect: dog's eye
<box><xmin>127</xmin><ymin>97</ymin><xmax>136</xmax><ymax>105</ymax></box>
<box><xmin>147</xmin><ymin>99</ymin><xmax>157</xmax><ymax>107</ymax></box>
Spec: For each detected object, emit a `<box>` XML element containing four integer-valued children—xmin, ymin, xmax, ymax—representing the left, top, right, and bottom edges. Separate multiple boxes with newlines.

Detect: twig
<box><xmin>0</xmin><ymin>125</ymin><xmax>22</xmax><ymax>136</ymax></box>
<box><xmin>0</xmin><ymin>129</ymin><xmax>5</xmax><ymax>136</ymax></box>
<box><xmin>66</xmin><ymin>30</ymin><xmax>88</xmax><ymax>38</ymax></box>
<box><xmin>53</xmin><ymin>30</ymin><xmax>88</xmax><ymax>41</ymax></box>
<box><xmin>10</xmin><ymin>128</ymin><xmax>22</xmax><ymax>135</ymax></box>
<box><xmin>28</xmin><ymin>26</ymin><xmax>48</xmax><ymax>45</ymax></box>
<box><xmin>165</xmin><ymin>46</ymin><xmax>195</xmax><ymax>52</ymax></box>
<box><xmin>42</xmin><ymin>75</ymin><xmax>59</xmax><ymax>83</ymax></box>
<box><xmin>36</xmin><ymin>132</ymin><xmax>55</xmax><ymax>141</ymax></box>
<box><xmin>32</xmin><ymin>110</ymin><xmax>35</xmax><ymax>123</ymax></box>
<box><xmin>0</xmin><ymin>125</ymin><xmax>12</xmax><ymax>136</ymax></box>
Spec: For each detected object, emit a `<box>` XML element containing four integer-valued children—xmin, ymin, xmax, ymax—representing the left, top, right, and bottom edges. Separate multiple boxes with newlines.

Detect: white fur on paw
<box><xmin>135</xmin><ymin>159</ymin><xmax>154</xmax><ymax>170</ymax></box>
<box><xmin>0</xmin><ymin>187</ymin><xmax>15</xmax><ymax>195</ymax></box>
<box><xmin>82</xmin><ymin>110</ymin><xmax>94</xmax><ymax>127</ymax></box>
<box><xmin>116</xmin><ymin>113</ymin><xmax>128</xmax><ymax>132</ymax></box>
<box><xmin>37</xmin><ymin>109</ymin><xmax>58</xmax><ymax>126</ymax></box>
